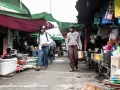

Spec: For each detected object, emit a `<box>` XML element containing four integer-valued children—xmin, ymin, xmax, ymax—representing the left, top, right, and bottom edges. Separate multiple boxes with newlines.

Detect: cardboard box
<box><xmin>111</xmin><ymin>56</ymin><xmax>120</xmax><ymax>77</ymax></box>
<box><xmin>81</xmin><ymin>83</ymin><xmax>102</xmax><ymax>90</ymax></box>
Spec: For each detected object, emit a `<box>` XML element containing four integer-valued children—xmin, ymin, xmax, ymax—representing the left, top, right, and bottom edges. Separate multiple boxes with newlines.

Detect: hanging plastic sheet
<box><xmin>114</xmin><ymin>0</ymin><xmax>120</xmax><ymax>18</ymax></box>
<box><xmin>105</xmin><ymin>11</ymin><xmax>114</xmax><ymax>20</ymax></box>
<box><xmin>78</xmin><ymin>30</ymin><xmax>84</xmax><ymax>40</ymax></box>
<box><xmin>104</xmin><ymin>0</ymin><xmax>115</xmax><ymax>20</ymax></box>
<box><xmin>102</xmin><ymin>0</ymin><xmax>114</xmax><ymax>25</ymax></box>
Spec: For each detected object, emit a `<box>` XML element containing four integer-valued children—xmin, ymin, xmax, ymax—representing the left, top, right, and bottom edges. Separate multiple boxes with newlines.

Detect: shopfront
<box><xmin>0</xmin><ymin>26</ymin><xmax>8</xmax><ymax>55</ymax></box>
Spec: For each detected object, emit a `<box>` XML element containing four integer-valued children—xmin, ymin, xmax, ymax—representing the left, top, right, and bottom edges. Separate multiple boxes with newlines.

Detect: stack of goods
<box><xmin>26</xmin><ymin>57</ymin><xmax>37</xmax><ymax>68</ymax></box>
<box><xmin>94</xmin><ymin>54</ymin><xmax>103</xmax><ymax>61</ymax></box>
<box><xmin>111</xmin><ymin>75</ymin><xmax>120</xmax><ymax>84</ymax></box>
<box><xmin>102</xmin><ymin>58</ymin><xmax>120</xmax><ymax>89</ymax></box>
<box><xmin>109</xmin><ymin>28</ymin><xmax>120</xmax><ymax>44</ymax></box>
<box><xmin>102</xmin><ymin>69</ymin><xmax>120</xmax><ymax>89</ymax></box>
<box><xmin>108</xmin><ymin>75</ymin><xmax>120</xmax><ymax>89</ymax></box>
<box><xmin>103</xmin><ymin>78</ymin><xmax>120</xmax><ymax>90</ymax></box>
<box><xmin>103</xmin><ymin>27</ymin><xmax>120</xmax><ymax>54</ymax></box>
<box><xmin>112</xmin><ymin>46</ymin><xmax>120</xmax><ymax>57</ymax></box>
<box><xmin>91</xmin><ymin>53</ymin><xmax>103</xmax><ymax>61</ymax></box>
<box><xmin>16</xmin><ymin>57</ymin><xmax>37</xmax><ymax>72</ymax></box>
<box><xmin>102</xmin><ymin>38</ymin><xmax>114</xmax><ymax>53</ymax></box>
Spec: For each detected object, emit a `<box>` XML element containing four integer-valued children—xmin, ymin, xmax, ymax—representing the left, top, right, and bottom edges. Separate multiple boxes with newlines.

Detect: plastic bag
<box><xmin>109</xmin><ymin>28</ymin><xmax>118</xmax><ymax>40</ymax></box>
<box><xmin>105</xmin><ymin>11</ymin><xmax>114</xmax><ymax>20</ymax></box>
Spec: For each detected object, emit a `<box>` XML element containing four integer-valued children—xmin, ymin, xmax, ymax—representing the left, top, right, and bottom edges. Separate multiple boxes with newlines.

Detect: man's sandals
<box><xmin>35</xmin><ymin>67</ymin><xmax>40</xmax><ymax>71</ymax></box>
<box><xmin>69</xmin><ymin>66</ymin><xmax>79</xmax><ymax>72</ymax></box>
<box><xmin>69</xmin><ymin>69</ymin><xmax>74</xmax><ymax>72</ymax></box>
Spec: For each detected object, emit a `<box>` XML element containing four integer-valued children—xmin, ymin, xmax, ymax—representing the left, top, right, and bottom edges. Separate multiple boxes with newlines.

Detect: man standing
<box><xmin>35</xmin><ymin>25</ymin><xmax>53</xmax><ymax>71</ymax></box>
<box><xmin>66</xmin><ymin>25</ymin><xmax>82</xmax><ymax>72</ymax></box>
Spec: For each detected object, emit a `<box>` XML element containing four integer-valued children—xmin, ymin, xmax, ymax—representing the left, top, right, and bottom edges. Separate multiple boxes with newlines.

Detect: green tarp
<box><xmin>31</xmin><ymin>33</ymin><xmax>63</xmax><ymax>41</ymax></box>
<box><xmin>0</xmin><ymin>1</ymin><xmax>85</xmax><ymax>30</ymax></box>
<box><xmin>60</xmin><ymin>24</ymin><xmax>86</xmax><ymax>33</ymax></box>
<box><xmin>32</xmin><ymin>12</ymin><xmax>85</xmax><ymax>29</ymax></box>
<box><xmin>0</xmin><ymin>0</ymin><xmax>31</xmax><ymax>19</ymax></box>
<box><xmin>51</xmin><ymin>36</ymin><xmax>63</xmax><ymax>41</ymax></box>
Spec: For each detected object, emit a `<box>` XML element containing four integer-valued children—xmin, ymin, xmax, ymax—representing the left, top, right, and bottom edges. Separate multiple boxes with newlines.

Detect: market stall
<box><xmin>75</xmin><ymin>0</ymin><xmax>120</xmax><ymax>82</ymax></box>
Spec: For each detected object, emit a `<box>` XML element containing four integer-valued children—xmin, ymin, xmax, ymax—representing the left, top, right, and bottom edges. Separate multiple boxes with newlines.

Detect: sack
<box><xmin>81</xmin><ymin>83</ymin><xmax>102</xmax><ymax>90</ymax></box>
<box><xmin>78</xmin><ymin>51</ymin><xmax>84</xmax><ymax>59</ymax></box>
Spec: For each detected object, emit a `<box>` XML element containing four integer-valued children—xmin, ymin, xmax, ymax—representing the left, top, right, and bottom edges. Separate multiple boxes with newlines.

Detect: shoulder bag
<box><xmin>71</xmin><ymin>34</ymin><xmax>84</xmax><ymax>59</ymax></box>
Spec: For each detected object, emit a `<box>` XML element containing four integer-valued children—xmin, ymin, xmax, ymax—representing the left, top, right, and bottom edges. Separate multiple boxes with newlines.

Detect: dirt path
<box><xmin>0</xmin><ymin>57</ymin><xmax>109</xmax><ymax>90</ymax></box>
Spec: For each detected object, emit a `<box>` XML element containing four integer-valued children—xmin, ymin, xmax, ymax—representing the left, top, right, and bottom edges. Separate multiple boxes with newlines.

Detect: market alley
<box><xmin>0</xmin><ymin>57</ymin><xmax>109</xmax><ymax>90</ymax></box>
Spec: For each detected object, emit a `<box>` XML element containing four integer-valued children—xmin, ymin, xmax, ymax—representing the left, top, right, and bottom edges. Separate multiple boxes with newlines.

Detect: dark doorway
<box><xmin>0</xmin><ymin>37</ymin><xmax>3</xmax><ymax>55</ymax></box>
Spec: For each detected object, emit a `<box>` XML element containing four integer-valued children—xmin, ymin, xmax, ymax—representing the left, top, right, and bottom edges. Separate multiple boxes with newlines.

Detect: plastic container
<box><xmin>94</xmin><ymin>54</ymin><xmax>102</xmax><ymax>60</ymax></box>
<box><xmin>105</xmin><ymin>46</ymin><xmax>112</xmax><ymax>51</ymax></box>
<box><xmin>0</xmin><ymin>58</ymin><xmax>17</xmax><ymax>75</ymax></box>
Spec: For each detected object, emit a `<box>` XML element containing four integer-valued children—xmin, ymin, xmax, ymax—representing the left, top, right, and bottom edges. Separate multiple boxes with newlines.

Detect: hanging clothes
<box><xmin>78</xmin><ymin>30</ymin><xmax>84</xmax><ymax>50</ymax></box>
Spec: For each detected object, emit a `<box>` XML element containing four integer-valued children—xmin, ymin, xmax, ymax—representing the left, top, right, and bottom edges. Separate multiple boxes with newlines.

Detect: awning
<box><xmin>0</xmin><ymin>0</ymin><xmax>84</xmax><ymax>32</ymax></box>
<box><xmin>31</xmin><ymin>33</ymin><xmax>63</xmax><ymax>41</ymax></box>
<box><xmin>0</xmin><ymin>14</ymin><xmax>54</xmax><ymax>32</ymax></box>
<box><xmin>51</xmin><ymin>36</ymin><xmax>63</xmax><ymax>41</ymax></box>
<box><xmin>32</xmin><ymin>12</ymin><xmax>84</xmax><ymax>29</ymax></box>
<box><xmin>0</xmin><ymin>0</ymin><xmax>31</xmax><ymax>19</ymax></box>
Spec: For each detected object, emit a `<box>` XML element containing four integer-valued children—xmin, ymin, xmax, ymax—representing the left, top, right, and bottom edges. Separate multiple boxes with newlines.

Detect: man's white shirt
<box><xmin>37</xmin><ymin>32</ymin><xmax>53</xmax><ymax>50</ymax></box>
